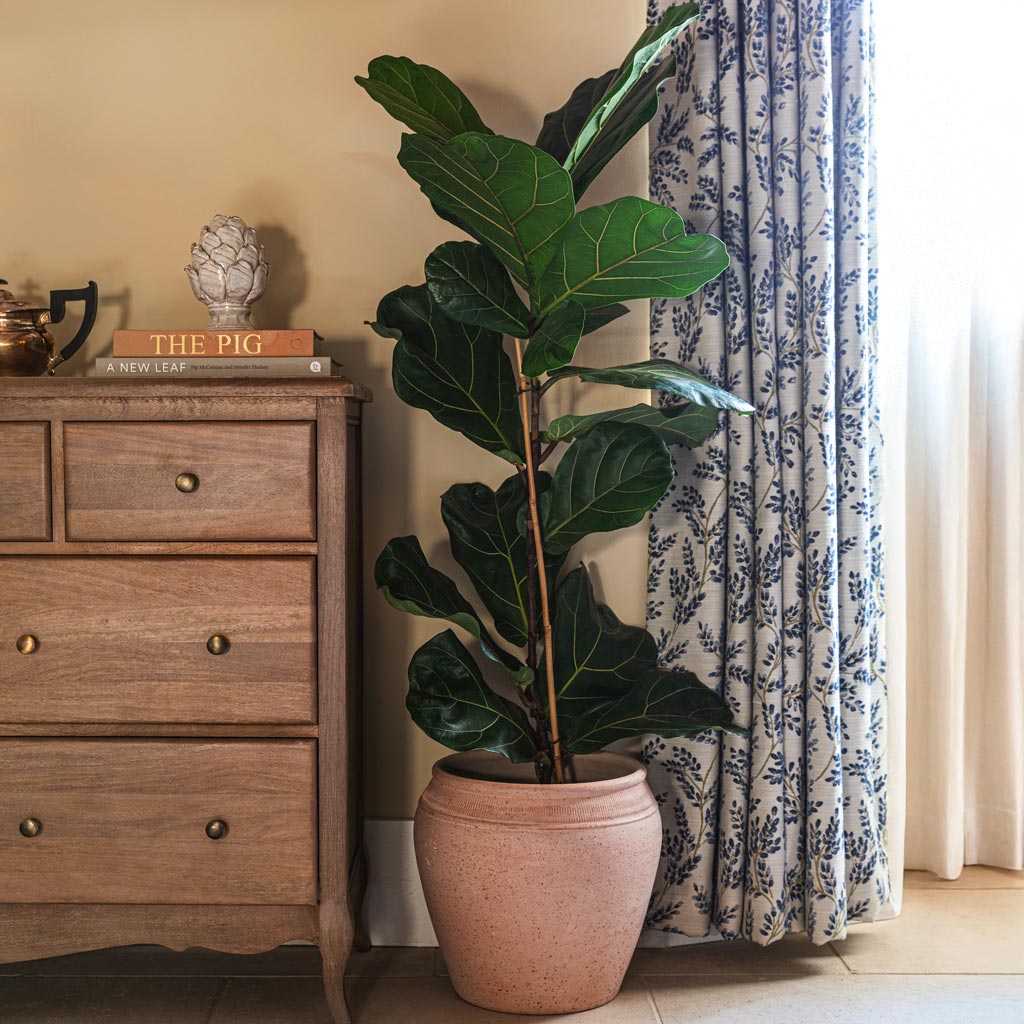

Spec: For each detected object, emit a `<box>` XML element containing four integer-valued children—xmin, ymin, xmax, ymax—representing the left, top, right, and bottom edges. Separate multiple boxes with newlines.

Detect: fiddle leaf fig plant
<box><xmin>359</xmin><ymin>3</ymin><xmax>753</xmax><ymax>783</ymax></box>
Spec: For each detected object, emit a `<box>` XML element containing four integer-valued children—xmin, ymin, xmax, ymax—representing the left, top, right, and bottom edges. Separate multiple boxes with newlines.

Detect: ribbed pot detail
<box><xmin>414</xmin><ymin>751</ymin><xmax>662</xmax><ymax>1015</ymax></box>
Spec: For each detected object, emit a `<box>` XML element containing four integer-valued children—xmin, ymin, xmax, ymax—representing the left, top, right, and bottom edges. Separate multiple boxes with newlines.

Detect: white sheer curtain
<box><xmin>880</xmin><ymin>4</ymin><xmax>1024</xmax><ymax>877</ymax></box>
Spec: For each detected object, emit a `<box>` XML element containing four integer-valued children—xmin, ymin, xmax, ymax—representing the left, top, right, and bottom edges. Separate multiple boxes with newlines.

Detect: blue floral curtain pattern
<box><xmin>644</xmin><ymin>0</ymin><xmax>893</xmax><ymax>944</ymax></box>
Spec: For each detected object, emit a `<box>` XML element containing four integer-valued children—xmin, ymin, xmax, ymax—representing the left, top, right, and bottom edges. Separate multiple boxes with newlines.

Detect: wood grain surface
<box><xmin>0</xmin><ymin>377</ymin><xmax>371</xmax><ymax>401</ymax></box>
<box><xmin>0</xmin><ymin>423</ymin><xmax>51</xmax><ymax>541</ymax></box>
<box><xmin>0</xmin><ymin>739</ymin><xmax>317</xmax><ymax>905</ymax></box>
<box><xmin>0</xmin><ymin>723</ymin><xmax>319</xmax><ymax>738</ymax></box>
<box><xmin>0</xmin><ymin>397</ymin><xmax>322</xmax><ymax>423</ymax></box>
<box><xmin>316</xmin><ymin>398</ymin><xmax>357</xmax><ymax>1021</ymax></box>
<box><xmin>0</xmin><ymin>556</ymin><xmax>317</xmax><ymax>723</ymax></box>
<box><xmin>0</xmin><ymin>379</ymin><xmax>367</xmax><ymax>1022</ymax></box>
<box><xmin>64</xmin><ymin>421</ymin><xmax>317</xmax><ymax>541</ymax></box>
<box><xmin>0</xmin><ymin>904</ymin><xmax>318</xmax><ymax>963</ymax></box>
<box><xmin>0</xmin><ymin>541</ymin><xmax>319</xmax><ymax>556</ymax></box>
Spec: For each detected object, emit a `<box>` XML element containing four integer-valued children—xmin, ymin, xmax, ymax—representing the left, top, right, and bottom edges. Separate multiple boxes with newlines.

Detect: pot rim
<box><xmin>420</xmin><ymin>751</ymin><xmax>655</xmax><ymax>828</ymax></box>
<box><xmin>432</xmin><ymin>750</ymin><xmax>646</xmax><ymax>791</ymax></box>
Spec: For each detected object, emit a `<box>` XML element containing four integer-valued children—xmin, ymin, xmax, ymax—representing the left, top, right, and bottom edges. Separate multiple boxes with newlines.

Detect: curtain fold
<box><xmin>893</xmin><ymin>285</ymin><xmax>1024</xmax><ymax>878</ymax></box>
<box><xmin>879</xmin><ymin>0</ymin><xmax>1024</xmax><ymax>874</ymax></box>
<box><xmin>644</xmin><ymin>0</ymin><xmax>896</xmax><ymax>944</ymax></box>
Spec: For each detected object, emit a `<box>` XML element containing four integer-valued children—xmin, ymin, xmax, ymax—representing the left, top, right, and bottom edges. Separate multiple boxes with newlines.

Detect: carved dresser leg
<box><xmin>321</xmin><ymin>902</ymin><xmax>355</xmax><ymax>1024</ymax></box>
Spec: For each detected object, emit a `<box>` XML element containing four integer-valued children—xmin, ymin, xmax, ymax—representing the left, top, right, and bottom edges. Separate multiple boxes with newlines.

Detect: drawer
<box><xmin>0</xmin><ymin>739</ymin><xmax>317</xmax><ymax>904</ymax></box>
<box><xmin>0</xmin><ymin>423</ymin><xmax>51</xmax><ymax>541</ymax></box>
<box><xmin>0</xmin><ymin>556</ymin><xmax>316</xmax><ymax>724</ymax></box>
<box><xmin>63</xmin><ymin>421</ymin><xmax>316</xmax><ymax>541</ymax></box>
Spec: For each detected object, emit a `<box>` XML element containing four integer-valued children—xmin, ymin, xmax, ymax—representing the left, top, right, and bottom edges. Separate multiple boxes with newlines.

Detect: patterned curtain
<box><xmin>644</xmin><ymin>0</ymin><xmax>894</xmax><ymax>944</ymax></box>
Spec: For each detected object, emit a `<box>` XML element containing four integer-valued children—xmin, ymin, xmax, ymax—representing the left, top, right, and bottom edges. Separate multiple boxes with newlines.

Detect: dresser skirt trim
<box><xmin>0</xmin><ymin>904</ymin><xmax>319</xmax><ymax>963</ymax></box>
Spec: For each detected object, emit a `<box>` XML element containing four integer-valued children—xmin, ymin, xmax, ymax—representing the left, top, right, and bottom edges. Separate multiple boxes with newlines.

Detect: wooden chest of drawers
<box><xmin>0</xmin><ymin>378</ymin><xmax>369</xmax><ymax>1024</ymax></box>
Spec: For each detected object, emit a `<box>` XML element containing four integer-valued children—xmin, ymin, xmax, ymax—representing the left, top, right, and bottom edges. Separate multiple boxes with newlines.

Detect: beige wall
<box><xmin>5</xmin><ymin>0</ymin><xmax>650</xmax><ymax>819</ymax></box>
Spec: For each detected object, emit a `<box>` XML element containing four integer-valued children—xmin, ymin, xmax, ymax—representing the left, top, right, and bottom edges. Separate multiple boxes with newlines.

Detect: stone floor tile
<box><xmin>210</xmin><ymin>978</ymin><xmax>333</xmax><ymax>1023</ymax></box>
<box><xmin>0</xmin><ymin>976</ymin><xmax>222</xmax><ymax>1023</ymax></box>
<box><xmin>905</xmin><ymin>866</ymin><xmax>1024</xmax><ymax>890</ymax></box>
<box><xmin>831</xmin><ymin>889</ymin><xmax>1024</xmax><ymax>974</ymax></box>
<box><xmin>7</xmin><ymin>943</ymin><xmax>433</xmax><ymax>981</ymax></box>
<box><xmin>650</xmin><ymin>974</ymin><xmax>1024</xmax><ymax>1024</ymax></box>
<box><xmin>344</xmin><ymin>946</ymin><xmax>436</xmax><ymax>977</ymax></box>
<box><xmin>629</xmin><ymin>933</ymin><xmax>848</xmax><ymax>976</ymax></box>
<box><xmin>345</xmin><ymin>976</ymin><xmax>659</xmax><ymax>1023</ymax></box>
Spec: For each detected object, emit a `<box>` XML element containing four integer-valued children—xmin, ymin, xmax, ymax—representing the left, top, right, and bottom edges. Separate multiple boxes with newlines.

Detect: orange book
<box><xmin>111</xmin><ymin>329</ymin><xmax>317</xmax><ymax>358</ymax></box>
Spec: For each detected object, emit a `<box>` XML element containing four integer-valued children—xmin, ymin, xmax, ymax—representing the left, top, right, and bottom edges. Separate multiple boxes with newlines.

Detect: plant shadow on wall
<box><xmin>357</xmin><ymin>2</ymin><xmax>753</xmax><ymax>784</ymax></box>
<box><xmin>254</xmin><ymin>228</ymin><xmax>408</xmax><ymax>567</ymax></box>
<box><xmin>452</xmin><ymin>80</ymin><xmax>537</xmax><ymax>144</ymax></box>
<box><xmin>356</xmin><ymin>4</ymin><xmax>756</xmax><ymax>1014</ymax></box>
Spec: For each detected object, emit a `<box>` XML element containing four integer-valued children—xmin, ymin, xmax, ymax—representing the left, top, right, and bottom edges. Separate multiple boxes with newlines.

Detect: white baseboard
<box><xmin>363</xmin><ymin>819</ymin><xmax>437</xmax><ymax>947</ymax></box>
<box><xmin>362</xmin><ymin>819</ymin><xmax>720</xmax><ymax>949</ymax></box>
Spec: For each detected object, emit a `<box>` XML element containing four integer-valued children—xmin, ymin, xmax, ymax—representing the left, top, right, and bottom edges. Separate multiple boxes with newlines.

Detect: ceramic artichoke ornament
<box><xmin>185</xmin><ymin>215</ymin><xmax>269</xmax><ymax>328</ymax></box>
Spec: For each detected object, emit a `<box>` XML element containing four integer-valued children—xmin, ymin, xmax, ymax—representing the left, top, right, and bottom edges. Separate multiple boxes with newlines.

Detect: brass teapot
<box><xmin>0</xmin><ymin>279</ymin><xmax>98</xmax><ymax>376</ymax></box>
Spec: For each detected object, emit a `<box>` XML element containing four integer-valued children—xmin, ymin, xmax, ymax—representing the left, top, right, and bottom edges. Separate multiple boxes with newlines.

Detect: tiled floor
<box><xmin>2</xmin><ymin>869</ymin><xmax>1022</xmax><ymax>1022</ymax></box>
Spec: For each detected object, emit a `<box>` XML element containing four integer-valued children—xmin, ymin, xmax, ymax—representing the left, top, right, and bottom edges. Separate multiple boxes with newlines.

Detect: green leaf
<box><xmin>398</xmin><ymin>132</ymin><xmax>575</xmax><ymax>292</ymax></box>
<box><xmin>430</xmin><ymin>201</ymin><xmax>476</xmax><ymax>238</ymax></box>
<box><xmin>539</xmin><ymin>422</ymin><xmax>674</xmax><ymax>554</ymax></box>
<box><xmin>521</xmin><ymin>302</ymin><xmax>585</xmax><ymax>377</ymax></box>
<box><xmin>425</xmin><ymin>241</ymin><xmax>530</xmax><ymax>336</ymax></box>
<box><xmin>551</xmin><ymin>566</ymin><xmax>657</xmax><ymax>733</ymax></box>
<box><xmin>375</xmin><ymin>536</ymin><xmax>532</xmax><ymax>686</ymax></box>
<box><xmin>372</xmin><ymin>284</ymin><xmax>524</xmax><ymax>461</ymax></box>
<box><xmin>545</xmin><ymin>402</ymin><xmax>719</xmax><ymax>448</ymax></box>
<box><xmin>442</xmin><ymin>473</ymin><xmax>566</xmax><ymax>648</ymax></box>
<box><xmin>567</xmin><ymin>60</ymin><xmax>676</xmax><ymax>198</ymax></box>
<box><xmin>537</xmin><ymin>197</ymin><xmax>729</xmax><ymax>313</ymax></box>
<box><xmin>538</xmin><ymin>60</ymin><xmax>676</xmax><ymax>199</ymax></box>
<box><xmin>355</xmin><ymin>56</ymin><xmax>491</xmax><ymax>140</ymax></box>
<box><xmin>563</xmin><ymin>5</ymin><xmax>699</xmax><ymax>180</ymax></box>
<box><xmin>407</xmin><ymin>630</ymin><xmax>538</xmax><ymax>762</ymax></box>
<box><xmin>536</xmin><ymin>68</ymin><xmax>617</xmax><ymax>164</ymax></box>
<box><xmin>565</xmin><ymin>667</ymin><xmax>738</xmax><ymax>754</ymax></box>
<box><xmin>547</xmin><ymin>359</ymin><xmax>754</xmax><ymax>414</ymax></box>
<box><xmin>582</xmin><ymin>304</ymin><xmax>630</xmax><ymax>335</ymax></box>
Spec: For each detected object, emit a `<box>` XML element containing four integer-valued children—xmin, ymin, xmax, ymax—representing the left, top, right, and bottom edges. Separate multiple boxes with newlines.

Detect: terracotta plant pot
<box><xmin>414</xmin><ymin>750</ymin><xmax>661</xmax><ymax>1015</ymax></box>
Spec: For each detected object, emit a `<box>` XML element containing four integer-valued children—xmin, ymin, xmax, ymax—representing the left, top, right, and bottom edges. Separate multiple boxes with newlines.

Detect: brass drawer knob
<box><xmin>175</xmin><ymin>472</ymin><xmax>199</xmax><ymax>493</ymax></box>
<box><xmin>19</xmin><ymin>818</ymin><xmax>42</xmax><ymax>838</ymax></box>
<box><xmin>207</xmin><ymin>634</ymin><xmax>230</xmax><ymax>656</ymax></box>
<box><xmin>15</xmin><ymin>635</ymin><xmax>38</xmax><ymax>655</ymax></box>
<box><xmin>205</xmin><ymin>819</ymin><xmax>228</xmax><ymax>841</ymax></box>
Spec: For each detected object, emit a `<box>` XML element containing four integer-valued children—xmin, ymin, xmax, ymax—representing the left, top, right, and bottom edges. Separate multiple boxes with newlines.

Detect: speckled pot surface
<box><xmin>414</xmin><ymin>750</ymin><xmax>662</xmax><ymax>1015</ymax></box>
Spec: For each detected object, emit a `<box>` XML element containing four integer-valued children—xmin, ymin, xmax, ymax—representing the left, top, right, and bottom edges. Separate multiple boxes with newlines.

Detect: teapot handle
<box><xmin>47</xmin><ymin>281</ymin><xmax>98</xmax><ymax>374</ymax></box>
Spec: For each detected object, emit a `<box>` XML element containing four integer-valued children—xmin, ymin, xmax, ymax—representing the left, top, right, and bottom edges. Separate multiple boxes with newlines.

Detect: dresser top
<box><xmin>0</xmin><ymin>376</ymin><xmax>372</xmax><ymax>402</ymax></box>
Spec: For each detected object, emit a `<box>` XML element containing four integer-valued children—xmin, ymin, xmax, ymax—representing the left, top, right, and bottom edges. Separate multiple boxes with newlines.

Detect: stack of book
<box><xmin>95</xmin><ymin>330</ymin><xmax>338</xmax><ymax>376</ymax></box>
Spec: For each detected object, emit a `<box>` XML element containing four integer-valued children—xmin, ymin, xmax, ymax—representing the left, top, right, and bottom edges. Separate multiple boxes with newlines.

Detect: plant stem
<box><xmin>514</xmin><ymin>337</ymin><xmax>564</xmax><ymax>784</ymax></box>
<box><xmin>538</xmin><ymin>440</ymin><xmax>559</xmax><ymax>465</ymax></box>
<box><xmin>516</xmin><ymin>465</ymin><xmax>538</xmax><ymax>656</ymax></box>
<box><xmin>515</xmin><ymin>480</ymin><xmax>552</xmax><ymax>784</ymax></box>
